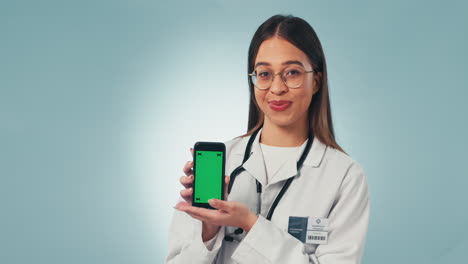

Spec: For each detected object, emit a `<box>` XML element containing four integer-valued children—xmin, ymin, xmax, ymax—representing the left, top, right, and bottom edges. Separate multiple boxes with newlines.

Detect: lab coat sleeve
<box><xmin>231</xmin><ymin>162</ymin><xmax>370</xmax><ymax>264</ymax></box>
<box><xmin>166</xmin><ymin>208</ymin><xmax>226</xmax><ymax>264</ymax></box>
<box><xmin>203</xmin><ymin>232</ymin><xmax>218</xmax><ymax>251</ymax></box>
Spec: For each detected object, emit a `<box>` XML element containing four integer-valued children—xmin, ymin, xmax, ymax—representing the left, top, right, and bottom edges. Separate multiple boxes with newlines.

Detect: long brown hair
<box><xmin>237</xmin><ymin>14</ymin><xmax>345</xmax><ymax>153</ymax></box>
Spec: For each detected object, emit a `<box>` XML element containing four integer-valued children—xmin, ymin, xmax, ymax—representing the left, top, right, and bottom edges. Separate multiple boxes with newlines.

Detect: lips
<box><xmin>269</xmin><ymin>100</ymin><xmax>291</xmax><ymax>105</ymax></box>
<box><xmin>268</xmin><ymin>100</ymin><xmax>292</xmax><ymax>111</ymax></box>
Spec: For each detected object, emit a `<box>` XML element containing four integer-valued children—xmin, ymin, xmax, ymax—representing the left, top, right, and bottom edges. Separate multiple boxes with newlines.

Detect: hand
<box><xmin>178</xmin><ymin>147</ymin><xmax>196</xmax><ymax>204</ymax></box>
<box><xmin>177</xmin><ymin>147</ymin><xmax>232</xmax><ymax>241</ymax></box>
<box><xmin>176</xmin><ymin>199</ymin><xmax>258</xmax><ymax>232</ymax></box>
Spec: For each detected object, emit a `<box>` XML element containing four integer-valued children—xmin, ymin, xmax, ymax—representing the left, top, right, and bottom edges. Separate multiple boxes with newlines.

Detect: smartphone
<box><xmin>192</xmin><ymin>142</ymin><xmax>226</xmax><ymax>209</ymax></box>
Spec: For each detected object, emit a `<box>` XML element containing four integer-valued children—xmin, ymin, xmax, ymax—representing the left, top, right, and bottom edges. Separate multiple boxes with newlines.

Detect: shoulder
<box><xmin>223</xmin><ymin>135</ymin><xmax>248</xmax><ymax>157</ymax></box>
<box><xmin>325</xmin><ymin>146</ymin><xmax>362</xmax><ymax>169</ymax></box>
<box><xmin>222</xmin><ymin>135</ymin><xmax>250</xmax><ymax>174</ymax></box>
<box><xmin>321</xmin><ymin>144</ymin><xmax>368</xmax><ymax>187</ymax></box>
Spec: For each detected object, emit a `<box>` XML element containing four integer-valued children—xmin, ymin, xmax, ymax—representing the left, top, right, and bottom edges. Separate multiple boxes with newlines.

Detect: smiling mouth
<box><xmin>268</xmin><ymin>101</ymin><xmax>291</xmax><ymax>111</ymax></box>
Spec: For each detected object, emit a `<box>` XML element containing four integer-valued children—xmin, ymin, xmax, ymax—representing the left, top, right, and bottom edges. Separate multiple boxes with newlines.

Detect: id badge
<box><xmin>288</xmin><ymin>216</ymin><xmax>329</xmax><ymax>245</ymax></box>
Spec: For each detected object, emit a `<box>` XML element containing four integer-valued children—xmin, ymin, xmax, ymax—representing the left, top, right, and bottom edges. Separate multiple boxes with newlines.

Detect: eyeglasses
<box><xmin>248</xmin><ymin>67</ymin><xmax>315</xmax><ymax>90</ymax></box>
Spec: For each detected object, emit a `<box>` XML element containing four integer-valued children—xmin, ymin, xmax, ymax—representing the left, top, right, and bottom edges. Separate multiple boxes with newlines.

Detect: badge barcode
<box><xmin>308</xmin><ymin>235</ymin><xmax>326</xmax><ymax>241</ymax></box>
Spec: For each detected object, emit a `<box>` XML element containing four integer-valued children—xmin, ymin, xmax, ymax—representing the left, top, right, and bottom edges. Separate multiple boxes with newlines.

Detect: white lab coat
<box><xmin>166</xmin><ymin>127</ymin><xmax>370</xmax><ymax>264</ymax></box>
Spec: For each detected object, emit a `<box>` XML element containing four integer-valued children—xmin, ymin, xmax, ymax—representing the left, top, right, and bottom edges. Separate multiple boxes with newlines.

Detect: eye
<box><xmin>258</xmin><ymin>71</ymin><xmax>271</xmax><ymax>79</ymax></box>
<box><xmin>286</xmin><ymin>69</ymin><xmax>301</xmax><ymax>76</ymax></box>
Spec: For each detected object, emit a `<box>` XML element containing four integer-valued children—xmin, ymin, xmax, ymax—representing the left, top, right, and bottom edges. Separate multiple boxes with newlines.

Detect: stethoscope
<box><xmin>224</xmin><ymin>124</ymin><xmax>314</xmax><ymax>242</ymax></box>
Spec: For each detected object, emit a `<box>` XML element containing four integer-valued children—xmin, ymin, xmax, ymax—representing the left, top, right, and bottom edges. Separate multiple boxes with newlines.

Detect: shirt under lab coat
<box><xmin>166</xmin><ymin>127</ymin><xmax>370</xmax><ymax>264</ymax></box>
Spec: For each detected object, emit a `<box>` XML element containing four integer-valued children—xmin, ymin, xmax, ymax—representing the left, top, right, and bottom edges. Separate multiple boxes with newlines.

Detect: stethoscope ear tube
<box><xmin>227</xmin><ymin>166</ymin><xmax>245</xmax><ymax>194</ymax></box>
<box><xmin>227</xmin><ymin>126</ymin><xmax>262</xmax><ymax>194</ymax></box>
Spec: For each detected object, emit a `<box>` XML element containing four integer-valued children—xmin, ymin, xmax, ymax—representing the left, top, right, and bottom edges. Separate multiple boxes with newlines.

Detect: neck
<box><xmin>259</xmin><ymin>116</ymin><xmax>309</xmax><ymax>147</ymax></box>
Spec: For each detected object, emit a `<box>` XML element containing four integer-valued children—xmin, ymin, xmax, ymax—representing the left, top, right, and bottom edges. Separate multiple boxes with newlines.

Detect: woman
<box><xmin>167</xmin><ymin>14</ymin><xmax>370</xmax><ymax>264</ymax></box>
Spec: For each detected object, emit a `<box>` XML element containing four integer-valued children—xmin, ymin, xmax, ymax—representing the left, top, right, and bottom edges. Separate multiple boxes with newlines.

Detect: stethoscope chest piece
<box><xmin>224</xmin><ymin>227</ymin><xmax>244</xmax><ymax>242</ymax></box>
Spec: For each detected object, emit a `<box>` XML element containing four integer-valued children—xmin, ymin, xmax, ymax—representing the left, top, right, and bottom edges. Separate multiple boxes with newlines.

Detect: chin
<box><xmin>265</xmin><ymin>115</ymin><xmax>296</xmax><ymax>128</ymax></box>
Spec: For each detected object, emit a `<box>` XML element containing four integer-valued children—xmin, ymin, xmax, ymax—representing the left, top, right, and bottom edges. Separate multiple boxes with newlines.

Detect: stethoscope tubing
<box><xmin>224</xmin><ymin>125</ymin><xmax>314</xmax><ymax>242</ymax></box>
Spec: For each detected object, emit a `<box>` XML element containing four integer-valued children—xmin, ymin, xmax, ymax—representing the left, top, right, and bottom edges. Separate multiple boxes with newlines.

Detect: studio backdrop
<box><xmin>1</xmin><ymin>0</ymin><xmax>467</xmax><ymax>263</ymax></box>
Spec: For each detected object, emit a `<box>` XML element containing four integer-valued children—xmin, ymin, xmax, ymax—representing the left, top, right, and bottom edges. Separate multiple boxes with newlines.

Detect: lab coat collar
<box><xmin>235</xmin><ymin>127</ymin><xmax>327</xmax><ymax>186</ymax></box>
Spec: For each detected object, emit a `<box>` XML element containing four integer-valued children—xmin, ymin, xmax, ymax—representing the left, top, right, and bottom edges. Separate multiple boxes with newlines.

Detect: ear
<box><xmin>312</xmin><ymin>72</ymin><xmax>322</xmax><ymax>95</ymax></box>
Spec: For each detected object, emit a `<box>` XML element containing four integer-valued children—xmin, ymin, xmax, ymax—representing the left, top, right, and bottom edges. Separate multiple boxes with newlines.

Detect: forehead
<box><xmin>255</xmin><ymin>37</ymin><xmax>309</xmax><ymax>66</ymax></box>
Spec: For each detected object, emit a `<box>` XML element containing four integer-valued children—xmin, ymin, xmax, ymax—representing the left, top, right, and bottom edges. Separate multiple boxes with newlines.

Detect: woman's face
<box><xmin>253</xmin><ymin>37</ymin><xmax>320</xmax><ymax>129</ymax></box>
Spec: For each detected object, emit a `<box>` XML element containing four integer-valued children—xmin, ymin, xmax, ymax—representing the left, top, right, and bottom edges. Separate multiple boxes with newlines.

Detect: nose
<box><xmin>269</xmin><ymin>73</ymin><xmax>288</xmax><ymax>95</ymax></box>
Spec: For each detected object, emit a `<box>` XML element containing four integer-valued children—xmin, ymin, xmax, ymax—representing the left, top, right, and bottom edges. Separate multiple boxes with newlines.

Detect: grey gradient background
<box><xmin>1</xmin><ymin>0</ymin><xmax>467</xmax><ymax>263</ymax></box>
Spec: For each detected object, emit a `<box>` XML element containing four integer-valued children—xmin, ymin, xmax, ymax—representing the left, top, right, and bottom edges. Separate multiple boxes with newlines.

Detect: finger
<box><xmin>175</xmin><ymin>201</ymin><xmax>191</xmax><ymax>210</ymax></box>
<box><xmin>224</xmin><ymin>175</ymin><xmax>230</xmax><ymax>185</ymax></box>
<box><xmin>185</xmin><ymin>211</ymin><xmax>208</xmax><ymax>222</ymax></box>
<box><xmin>184</xmin><ymin>209</ymin><xmax>219</xmax><ymax>224</ymax></box>
<box><xmin>209</xmin><ymin>199</ymin><xmax>234</xmax><ymax>212</ymax></box>
<box><xmin>176</xmin><ymin>202</ymin><xmax>218</xmax><ymax>219</ymax></box>
<box><xmin>176</xmin><ymin>202</ymin><xmax>230</xmax><ymax>226</ymax></box>
<box><xmin>190</xmin><ymin>147</ymin><xmax>194</xmax><ymax>157</ymax></box>
<box><xmin>183</xmin><ymin>160</ymin><xmax>194</xmax><ymax>176</ymax></box>
<box><xmin>179</xmin><ymin>175</ymin><xmax>194</xmax><ymax>188</ymax></box>
<box><xmin>180</xmin><ymin>187</ymin><xmax>193</xmax><ymax>203</ymax></box>
<box><xmin>184</xmin><ymin>209</ymin><xmax>211</xmax><ymax>222</ymax></box>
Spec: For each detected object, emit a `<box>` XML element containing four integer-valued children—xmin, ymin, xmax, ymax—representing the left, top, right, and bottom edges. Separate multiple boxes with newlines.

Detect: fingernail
<box><xmin>208</xmin><ymin>199</ymin><xmax>216</xmax><ymax>206</ymax></box>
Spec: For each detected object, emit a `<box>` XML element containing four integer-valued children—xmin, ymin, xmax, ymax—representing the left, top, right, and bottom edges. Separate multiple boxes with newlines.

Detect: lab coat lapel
<box><xmin>266</xmin><ymin>138</ymin><xmax>311</xmax><ymax>185</ymax></box>
<box><xmin>236</xmin><ymin>129</ymin><xmax>326</xmax><ymax>186</ymax></box>
<box><xmin>241</xmin><ymin>128</ymin><xmax>268</xmax><ymax>186</ymax></box>
<box><xmin>267</xmin><ymin>154</ymin><xmax>298</xmax><ymax>185</ymax></box>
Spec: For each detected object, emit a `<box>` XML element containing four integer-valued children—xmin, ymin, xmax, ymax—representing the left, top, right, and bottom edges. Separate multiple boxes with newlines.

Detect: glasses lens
<box><xmin>283</xmin><ymin>68</ymin><xmax>305</xmax><ymax>88</ymax></box>
<box><xmin>251</xmin><ymin>68</ymin><xmax>271</xmax><ymax>90</ymax></box>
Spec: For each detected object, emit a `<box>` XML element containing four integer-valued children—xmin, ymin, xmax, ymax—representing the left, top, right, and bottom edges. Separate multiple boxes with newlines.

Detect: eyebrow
<box><xmin>254</xmin><ymin>60</ymin><xmax>305</xmax><ymax>68</ymax></box>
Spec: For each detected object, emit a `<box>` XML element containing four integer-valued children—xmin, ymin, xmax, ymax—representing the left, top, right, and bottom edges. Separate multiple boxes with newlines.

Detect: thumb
<box><xmin>209</xmin><ymin>199</ymin><xmax>232</xmax><ymax>212</ymax></box>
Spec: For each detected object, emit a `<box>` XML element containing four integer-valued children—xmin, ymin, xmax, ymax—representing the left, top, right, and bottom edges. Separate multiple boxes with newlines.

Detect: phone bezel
<box><xmin>192</xmin><ymin>141</ymin><xmax>226</xmax><ymax>210</ymax></box>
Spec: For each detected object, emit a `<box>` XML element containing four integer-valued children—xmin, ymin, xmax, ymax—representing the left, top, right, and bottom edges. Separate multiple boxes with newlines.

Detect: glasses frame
<box><xmin>248</xmin><ymin>68</ymin><xmax>315</xmax><ymax>90</ymax></box>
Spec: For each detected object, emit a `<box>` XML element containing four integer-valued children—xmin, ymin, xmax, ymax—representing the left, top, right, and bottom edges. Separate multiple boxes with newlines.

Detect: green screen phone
<box><xmin>192</xmin><ymin>142</ymin><xmax>225</xmax><ymax>209</ymax></box>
